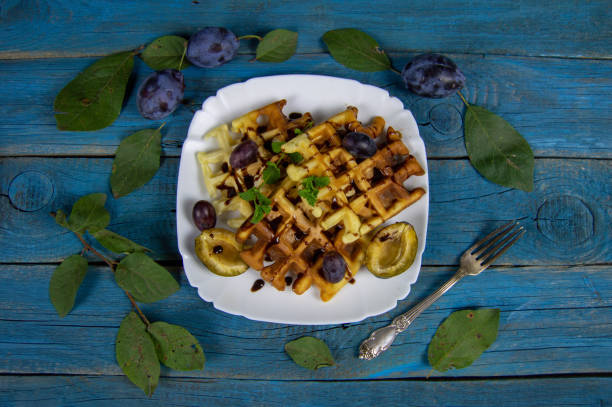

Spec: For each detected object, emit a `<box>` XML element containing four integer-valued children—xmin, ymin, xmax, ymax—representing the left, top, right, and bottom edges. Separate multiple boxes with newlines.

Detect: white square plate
<box><xmin>177</xmin><ymin>75</ymin><xmax>429</xmax><ymax>325</ymax></box>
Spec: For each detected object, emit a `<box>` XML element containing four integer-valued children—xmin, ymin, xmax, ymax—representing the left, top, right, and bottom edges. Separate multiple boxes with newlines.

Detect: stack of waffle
<box><xmin>197</xmin><ymin>100</ymin><xmax>312</xmax><ymax>228</ymax></box>
<box><xmin>198</xmin><ymin>100</ymin><xmax>425</xmax><ymax>301</ymax></box>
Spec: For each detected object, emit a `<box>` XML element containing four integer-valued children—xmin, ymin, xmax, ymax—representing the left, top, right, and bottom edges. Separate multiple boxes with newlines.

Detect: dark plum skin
<box><xmin>137</xmin><ymin>69</ymin><xmax>185</xmax><ymax>120</ymax></box>
<box><xmin>229</xmin><ymin>139</ymin><xmax>258</xmax><ymax>169</ymax></box>
<box><xmin>401</xmin><ymin>53</ymin><xmax>466</xmax><ymax>98</ymax></box>
<box><xmin>193</xmin><ymin>200</ymin><xmax>216</xmax><ymax>230</ymax></box>
<box><xmin>342</xmin><ymin>132</ymin><xmax>377</xmax><ymax>160</ymax></box>
<box><xmin>187</xmin><ymin>27</ymin><xmax>240</xmax><ymax>68</ymax></box>
<box><xmin>321</xmin><ymin>252</ymin><xmax>347</xmax><ymax>283</ymax></box>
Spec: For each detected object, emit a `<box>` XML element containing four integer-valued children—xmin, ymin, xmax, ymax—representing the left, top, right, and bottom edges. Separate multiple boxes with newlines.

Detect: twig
<box><xmin>457</xmin><ymin>90</ymin><xmax>469</xmax><ymax>107</ymax></box>
<box><xmin>124</xmin><ymin>290</ymin><xmax>151</xmax><ymax>327</ymax></box>
<box><xmin>178</xmin><ymin>41</ymin><xmax>187</xmax><ymax>71</ymax></box>
<box><xmin>74</xmin><ymin>232</ymin><xmax>117</xmax><ymax>268</ymax></box>
<box><xmin>238</xmin><ymin>34</ymin><xmax>263</xmax><ymax>41</ymax></box>
<box><xmin>133</xmin><ymin>44</ymin><xmax>146</xmax><ymax>55</ymax></box>
<box><xmin>73</xmin><ymin>231</ymin><xmax>150</xmax><ymax>326</ymax></box>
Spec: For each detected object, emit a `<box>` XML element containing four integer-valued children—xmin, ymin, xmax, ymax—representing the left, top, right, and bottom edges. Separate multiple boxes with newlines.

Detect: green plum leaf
<box><xmin>110</xmin><ymin>128</ymin><xmax>162</xmax><ymax>198</ymax></box>
<box><xmin>256</xmin><ymin>29</ymin><xmax>298</xmax><ymax>62</ymax></box>
<box><xmin>141</xmin><ymin>35</ymin><xmax>191</xmax><ymax>70</ymax></box>
<box><xmin>116</xmin><ymin>312</ymin><xmax>160</xmax><ymax>396</ymax></box>
<box><xmin>428</xmin><ymin>309</ymin><xmax>500</xmax><ymax>372</ymax></box>
<box><xmin>115</xmin><ymin>253</ymin><xmax>179</xmax><ymax>303</ymax></box>
<box><xmin>285</xmin><ymin>336</ymin><xmax>335</xmax><ymax>370</ymax></box>
<box><xmin>465</xmin><ymin>105</ymin><xmax>534</xmax><ymax>192</ymax></box>
<box><xmin>92</xmin><ymin>229</ymin><xmax>150</xmax><ymax>254</ymax></box>
<box><xmin>49</xmin><ymin>254</ymin><xmax>88</xmax><ymax>317</ymax></box>
<box><xmin>67</xmin><ymin>193</ymin><xmax>110</xmax><ymax>234</ymax></box>
<box><xmin>148</xmin><ymin>322</ymin><xmax>205</xmax><ymax>371</ymax></box>
<box><xmin>54</xmin><ymin>51</ymin><xmax>134</xmax><ymax>131</ymax></box>
<box><xmin>322</xmin><ymin>28</ymin><xmax>391</xmax><ymax>72</ymax></box>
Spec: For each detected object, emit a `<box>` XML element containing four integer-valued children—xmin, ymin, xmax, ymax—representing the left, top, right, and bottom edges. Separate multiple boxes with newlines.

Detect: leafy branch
<box><xmin>53</xmin><ymin>28</ymin><xmax>299</xmax><ymax>198</ymax></box>
<box><xmin>49</xmin><ymin>193</ymin><xmax>203</xmax><ymax>396</ymax></box>
<box><xmin>71</xmin><ymin>229</ymin><xmax>151</xmax><ymax>324</ymax></box>
<box><xmin>53</xmin><ymin>28</ymin><xmax>298</xmax><ymax>132</ymax></box>
<box><xmin>322</xmin><ymin>28</ymin><xmax>534</xmax><ymax>192</ymax></box>
<box><xmin>47</xmin><ymin>26</ymin><xmax>300</xmax><ymax>395</ymax></box>
<box><xmin>48</xmin><ymin>25</ymin><xmax>511</xmax><ymax>391</ymax></box>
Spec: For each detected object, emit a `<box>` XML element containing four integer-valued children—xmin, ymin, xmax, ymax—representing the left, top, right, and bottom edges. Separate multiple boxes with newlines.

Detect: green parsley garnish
<box><xmin>271</xmin><ymin>141</ymin><xmax>284</xmax><ymax>154</ymax></box>
<box><xmin>269</xmin><ymin>141</ymin><xmax>304</xmax><ymax>164</ymax></box>
<box><xmin>288</xmin><ymin>152</ymin><xmax>304</xmax><ymax>164</ymax></box>
<box><xmin>262</xmin><ymin>162</ymin><xmax>281</xmax><ymax>185</ymax></box>
<box><xmin>294</xmin><ymin>128</ymin><xmax>303</xmax><ymax>135</ymax></box>
<box><xmin>239</xmin><ymin>187</ymin><xmax>271</xmax><ymax>224</ymax></box>
<box><xmin>298</xmin><ymin>176</ymin><xmax>330</xmax><ymax>206</ymax></box>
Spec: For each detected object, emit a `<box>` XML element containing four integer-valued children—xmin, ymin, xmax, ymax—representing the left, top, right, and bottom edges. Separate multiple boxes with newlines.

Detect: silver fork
<box><xmin>358</xmin><ymin>221</ymin><xmax>525</xmax><ymax>360</ymax></box>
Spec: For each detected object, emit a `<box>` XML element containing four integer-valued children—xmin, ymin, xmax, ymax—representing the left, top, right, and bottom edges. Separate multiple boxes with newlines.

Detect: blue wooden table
<box><xmin>1</xmin><ymin>1</ymin><xmax>611</xmax><ymax>405</ymax></box>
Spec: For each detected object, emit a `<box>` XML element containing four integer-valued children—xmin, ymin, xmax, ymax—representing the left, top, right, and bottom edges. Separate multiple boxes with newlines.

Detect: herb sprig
<box><xmin>239</xmin><ymin>187</ymin><xmax>272</xmax><ymax>224</ymax></box>
<box><xmin>262</xmin><ymin>162</ymin><xmax>281</xmax><ymax>185</ymax></box>
<box><xmin>271</xmin><ymin>141</ymin><xmax>304</xmax><ymax>164</ymax></box>
<box><xmin>298</xmin><ymin>175</ymin><xmax>330</xmax><ymax>206</ymax></box>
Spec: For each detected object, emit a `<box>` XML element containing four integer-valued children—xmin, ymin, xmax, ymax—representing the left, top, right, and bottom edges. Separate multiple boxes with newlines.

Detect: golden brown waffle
<box><xmin>233</xmin><ymin>105</ymin><xmax>426</xmax><ymax>301</ymax></box>
<box><xmin>197</xmin><ymin>100</ymin><xmax>313</xmax><ymax>228</ymax></box>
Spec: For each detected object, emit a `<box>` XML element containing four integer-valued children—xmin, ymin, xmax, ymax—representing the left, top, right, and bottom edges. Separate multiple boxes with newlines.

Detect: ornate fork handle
<box><xmin>359</xmin><ymin>269</ymin><xmax>466</xmax><ymax>360</ymax></box>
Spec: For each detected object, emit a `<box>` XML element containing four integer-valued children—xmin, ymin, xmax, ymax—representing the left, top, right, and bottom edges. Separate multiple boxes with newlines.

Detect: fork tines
<box><xmin>470</xmin><ymin>221</ymin><xmax>525</xmax><ymax>266</ymax></box>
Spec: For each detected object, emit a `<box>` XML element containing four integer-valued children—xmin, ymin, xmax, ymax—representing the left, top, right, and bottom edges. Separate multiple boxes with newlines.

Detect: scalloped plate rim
<box><xmin>177</xmin><ymin>74</ymin><xmax>429</xmax><ymax>325</ymax></box>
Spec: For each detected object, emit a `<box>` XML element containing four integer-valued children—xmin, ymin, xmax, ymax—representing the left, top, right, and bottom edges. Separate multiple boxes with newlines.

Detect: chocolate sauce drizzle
<box><xmin>251</xmin><ymin>279</ymin><xmax>265</xmax><ymax>292</ymax></box>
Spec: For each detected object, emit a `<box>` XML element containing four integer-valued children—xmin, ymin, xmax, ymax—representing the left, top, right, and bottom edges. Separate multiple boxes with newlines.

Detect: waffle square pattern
<box><xmin>196</xmin><ymin>100</ymin><xmax>426</xmax><ymax>302</ymax></box>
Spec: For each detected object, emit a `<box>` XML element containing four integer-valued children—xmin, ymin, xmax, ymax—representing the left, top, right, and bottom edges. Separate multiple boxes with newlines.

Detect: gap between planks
<box><xmin>1</xmin><ymin>50</ymin><xmax>612</xmax><ymax>62</ymax></box>
<box><xmin>0</xmin><ymin>372</ymin><xmax>610</xmax><ymax>382</ymax></box>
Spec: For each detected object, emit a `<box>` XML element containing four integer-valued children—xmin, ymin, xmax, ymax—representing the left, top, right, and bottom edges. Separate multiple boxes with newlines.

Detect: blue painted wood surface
<box><xmin>0</xmin><ymin>0</ymin><xmax>610</xmax><ymax>405</ymax></box>
<box><xmin>1</xmin><ymin>376</ymin><xmax>611</xmax><ymax>407</ymax></box>
<box><xmin>1</xmin><ymin>265</ymin><xmax>610</xmax><ymax>379</ymax></box>
<box><xmin>1</xmin><ymin>55</ymin><xmax>611</xmax><ymax>157</ymax></box>
<box><xmin>1</xmin><ymin>157</ymin><xmax>609</xmax><ymax>264</ymax></box>
<box><xmin>1</xmin><ymin>0</ymin><xmax>610</xmax><ymax>58</ymax></box>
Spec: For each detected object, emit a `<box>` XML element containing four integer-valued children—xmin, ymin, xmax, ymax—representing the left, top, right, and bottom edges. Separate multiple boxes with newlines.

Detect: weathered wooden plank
<box><xmin>1</xmin><ymin>157</ymin><xmax>609</xmax><ymax>265</ymax></box>
<box><xmin>0</xmin><ymin>0</ymin><xmax>610</xmax><ymax>59</ymax></box>
<box><xmin>0</xmin><ymin>54</ymin><xmax>610</xmax><ymax>158</ymax></box>
<box><xmin>1</xmin><ymin>375</ymin><xmax>610</xmax><ymax>407</ymax></box>
<box><xmin>0</xmin><ymin>264</ymin><xmax>610</xmax><ymax>379</ymax></box>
